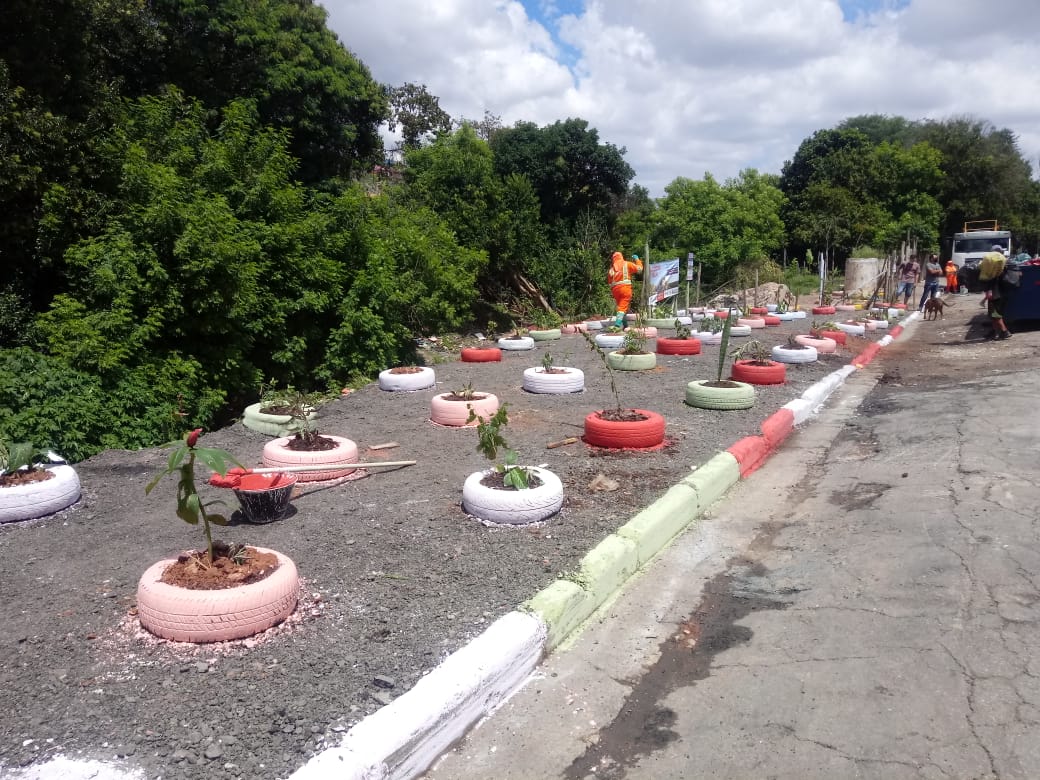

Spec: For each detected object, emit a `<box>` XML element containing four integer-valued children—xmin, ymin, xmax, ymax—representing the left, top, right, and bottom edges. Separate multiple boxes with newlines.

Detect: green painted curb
<box><xmin>524</xmin><ymin>579</ymin><xmax>591</xmax><ymax>650</ymax></box>
<box><xmin>578</xmin><ymin>533</ymin><xmax>639</xmax><ymax>606</ymax></box>
<box><xmin>680</xmin><ymin>452</ymin><xmax>740</xmax><ymax>509</ymax></box>
<box><xmin>617</xmin><ymin>483</ymin><xmax>701</xmax><ymax>566</ymax></box>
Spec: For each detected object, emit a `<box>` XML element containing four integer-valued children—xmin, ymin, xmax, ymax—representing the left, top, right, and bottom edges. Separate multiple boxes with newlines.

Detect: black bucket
<box><xmin>233</xmin><ymin>474</ymin><xmax>297</xmax><ymax>524</ymax></box>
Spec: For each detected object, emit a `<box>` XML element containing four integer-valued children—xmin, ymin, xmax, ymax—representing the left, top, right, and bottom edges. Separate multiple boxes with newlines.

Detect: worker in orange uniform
<box><xmin>944</xmin><ymin>258</ymin><xmax>959</xmax><ymax>295</ymax></box>
<box><xmin>608</xmin><ymin>251</ymin><xmax>642</xmax><ymax>327</ymax></box>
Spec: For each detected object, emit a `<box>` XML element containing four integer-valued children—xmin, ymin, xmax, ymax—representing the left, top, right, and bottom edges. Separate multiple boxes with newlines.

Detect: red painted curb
<box><xmin>760</xmin><ymin>408</ymin><xmax>795</xmax><ymax>449</ymax></box>
<box><xmin>890</xmin><ymin>325</ymin><xmax>904</xmax><ymax>337</ymax></box>
<box><xmin>727</xmin><ymin>435</ymin><xmax>772</xmax><ymax>478</ymax></box>
<box><xmin>853</xmin><ymin>343</ymin><xmax>881</xmax><ymax>367</ymax></box>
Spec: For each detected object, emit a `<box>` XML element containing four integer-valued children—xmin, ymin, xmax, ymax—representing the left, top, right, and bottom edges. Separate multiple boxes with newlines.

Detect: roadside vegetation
<box><xmin>1</xmin><ymin>1</ymin><xmax>1038</xmax><ymax>461</ymax></box>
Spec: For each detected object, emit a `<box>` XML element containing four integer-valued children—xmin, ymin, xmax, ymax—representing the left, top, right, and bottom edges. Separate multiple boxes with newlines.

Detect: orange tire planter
<box><xmin>812</xmin><ymin>305</ymin><xmax>837</xmax><ymax>315</ymax></box>
<box><xmin>262</xmin><ymin>435</ymin><xmax>359</xmax><ymax>481</ymax></box>
<box><xmin>430</xmin><ymin>392</ymin><xmax>500</xmax><ymax>427</ymax></box>
<box><xmin>656</xmin><ymin>337</ymin><xmax>702</xmax><ymax>355</ymax></box>
<box><xmin>730</xmin><ymin>359</ymin><xmax>787</xmax><ymax>385</ymax></box>
<box><xmin>137</xmin><ymin>548</ymin><xmax>300</xmax><ymax>643</ymax></box>
<box><xmin>583</xmin><ymin>409</ymin><xmax>665</xmax><ymax>449</ymax></box>
<box><xmin>461</xmin><ymin>347</ymin><xmax>502</xmax><ymax>362</ymax></box>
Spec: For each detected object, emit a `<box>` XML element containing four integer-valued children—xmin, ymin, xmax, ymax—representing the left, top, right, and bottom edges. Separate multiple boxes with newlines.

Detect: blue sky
<box><xmin>324</xmin><ymin>0</ymin><xmax>1040</xmax><ymax>196</ymax></box>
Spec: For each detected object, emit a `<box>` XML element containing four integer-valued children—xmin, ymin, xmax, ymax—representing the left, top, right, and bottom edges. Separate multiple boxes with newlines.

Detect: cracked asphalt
<box><xmin>428</xmin><ymin>302</ymin><xmax>1040</xmax><ymax>780</ymax></box>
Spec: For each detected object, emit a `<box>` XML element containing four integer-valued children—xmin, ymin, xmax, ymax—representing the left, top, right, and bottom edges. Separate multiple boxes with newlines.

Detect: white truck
<box><xmin>950</xmin><ymin>219</ymin><xmax>1011</xmax><ymax>270</ymax></box>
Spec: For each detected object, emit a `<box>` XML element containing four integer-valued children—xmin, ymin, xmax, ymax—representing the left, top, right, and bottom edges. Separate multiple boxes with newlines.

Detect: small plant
<box><xmin>674</xmin><ymin>319</ymin><xmax>692</xmax><ymax>339</ymax></box>
<box><xmin>581</xmin><ymin>330</ymin><xmax>623</xmax><ymax>413</ymax></box>
<box><xmin>145</xmin><ymin>429</ymin><xmax>240</xmax><ymax>563</ymax></box>
<box><xmin>713</xmin><ymin>315</ymin><xmax>734</xmax><ymax>384</ymax></box>
<box><xmin>467</xmin><ymin>404</ymin><xmax>531</xmax><ymax>490</ymax></box>
<box><xmin>0</xmin><ymin>440</ymin><xmax>49</xmax><ymax>477</ymax></box>
<box><xmin>620</xmin><ymin>326</ymin><xmax>648</xmax><ymax>355</ymax></box>
<box><xmin>730</xmin><ymin>339</ymin><xmax>771</xmax><ymax>363</ymax></box>
<box><xmin>605</xmin><ymin>324</ymin><xmax>623</xmax><ymax>334</ymax></box>
<box><xmin>811</xmin><ymin>320</ymin><xmax>839</xmax><ymax>332</ymax></box>
<box><xmin>701</xmin><ymin>315</ymin><xmax>724</xmax><ymax>334</ymax></box>
<box><xmin>776</xmin><ymin>299</ymin><xmax>789</xmax><ymax>314</ymax></box>
<box><xmin>510</xmin><ymin>325</ymin><xmax>529</xmax><ymax>338</ymax></box>
<box><xmin>530</xmin><ymin>309</ymin><xmax>562</xmax><ymax>330</ymax></box>
<box><xmin>452</xmin><ymin>381</ymin><xmax>479</xmax><ymax>401</ymax></box>
<box><xmin>541</xmin><ymin>350</ymin><xmax>554</xmax><ymax>371</ymax></box>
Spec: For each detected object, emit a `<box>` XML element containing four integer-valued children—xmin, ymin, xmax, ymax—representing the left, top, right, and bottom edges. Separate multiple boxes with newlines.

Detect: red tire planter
<box><xmin>262</xmin><ymin>435</ymin><xmax>359</xmax><ymax>481</ymax></box>
<box><xmin>811</xmin><ymin>329</ymin><xmax>847</xmax><ymax>345</ymax></box>
<box><xmin>812</xmin><ymin>305</ymin><xmax>836</xmax><ymax>315</ymax></box>
<box><xmin>892</xmin><ymin>303</ymin><xmax>907</xmax><ymax>310</ymax></box>
<box><xmin>583</xmin><ymin>409</ymin><xmax>665</xmax><ymax>449</ymax></box>
<box><xmin>714</xmin><ymin>310</ymin><xmax>729</xmax><ymax>319</ymax></box>
<box><xmin>136</xmin><ymin>548</ymin><xmax>300</xmax><ymax>643</ymax></box>
<box><xmin>730</xmin><ymin>359</ymin><xmax>787</xmax><ymax>385</ymax></box>
<box><xmin>656</xmin><ymin>337</ymin><xmax>702</xmax><ymax>355</ymax></box>
<box><xmin>461</xmin><ymin>347</ymin><xmax>502</xmax><ymax>362</ymax></box>
<box><xmin>750</xmin><ymin>307</ymin><xmax>768</xmax><ymax>315</ymax></box>
<box><xmin>763</xmin><ymin>315</ymin><xmax>781</xmax><ymax>326</ymax></box>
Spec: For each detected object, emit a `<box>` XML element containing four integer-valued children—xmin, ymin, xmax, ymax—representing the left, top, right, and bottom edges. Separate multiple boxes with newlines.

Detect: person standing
<box><xmin>981</xmin><ymin>245</ymin><xmax>1012</xmax><ymax>340</ymax></box>
<box><xmin>608</xmin><ymin>251</ymin><xmax>642</xmax><ymax>327</ymax></box>
<box><xmin>944</xmin><ymin>258</ymin><xmax>959</xmax><ymax>295</ymax></box>
<box><xmin>896</xmin><ymin>255</ymin><xmax>920</xmax><ymax>306</ymax></box>
<box><xmin>918</xmin><ymin>254</ymin><xmax>942</xmax><ymax>311</ymax></box>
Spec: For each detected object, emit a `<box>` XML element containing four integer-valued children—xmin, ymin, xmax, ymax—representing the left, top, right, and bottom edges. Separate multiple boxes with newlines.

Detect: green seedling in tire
<box><xmin>467</xmin><ymin>404</ymin><xmax>532</xmax><ymax>489</ymax></box>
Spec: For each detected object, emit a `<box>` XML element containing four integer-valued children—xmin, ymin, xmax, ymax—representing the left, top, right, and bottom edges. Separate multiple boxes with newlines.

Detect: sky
<box><xmin>320</xmin><ymin>0</ymin><xmax>1040</xmax><ymax>197</ymax></box>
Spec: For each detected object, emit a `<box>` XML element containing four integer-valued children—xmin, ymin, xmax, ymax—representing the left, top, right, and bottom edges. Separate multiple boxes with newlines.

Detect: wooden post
<box><xmin>754</xmin><ymin>268</ymin><xmax>759</xmax><ymax>307</ymax></box>
<box><xmin>695</xmin><ymin>262</ymin><xmax>702</xmax><ymax>306</ymax></box>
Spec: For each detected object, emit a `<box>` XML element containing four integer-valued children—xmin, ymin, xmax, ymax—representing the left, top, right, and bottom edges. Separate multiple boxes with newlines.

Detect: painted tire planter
<box><xmin>136</xmin><ymin>548</ymin><xmax>299</xmax><ymax>643</ymax></box>
<box><xmin>583</xmin><ymin>409</ymin><xmax>666</xmax><ymax>449</ymax></box>
<box><xmin>777</xmin><ymin>312</ymin><xmax>797</xmax><ymax>321</ymax></box>
<box><xmin>498</xmin><ymin>336</ymin><xmax>535</xmax><ymax>351</ymax></box>
<box><xmin>789</xmin><ymin>310</ymin><xmax>808</xmax><ymax>319</ymax></box>
<box><xmin>242</xmin><ymin>402</ymin><xmax>316</xmax><ymax>437</ymax></box>
<box><xmin>522</xmin><ymin>367</ymin><xmax>585</xmax><ymax>394</ymax></box>
<box><xmin>560</xmin><ymin>323</ymin><xmax>588</xmax><ymax>334</ymax></box>
<box><xmin>763</xmin><ymin>315</ymin><xmax>781</xmax><ymax>326</ymax></box>
<box><xmin>766</xmin><ymin>304</ymin><xmax>778</xmax><ymax>312</ymax></box>
<box><xmin>378</xmin><ymin>366</ymin><xmax>437</xmax><ymax>390</ymax></box>
<box><xmin>749</xmin><ymin>307</ymin><xmax>768</xmax><ymax>315</ymax></box>
<box><xmin>812</xmin><ymin>305</ymin><xmax>837</xmax><ymax>315</ymax></box>
<box><xmin>771</xmin><ymin>344</ymin><xmax>818</xmax><ymax>364</ymax></box>
<box><xmin>594</xmin><ymin>332</ymin><xmax>625</xmax><ymax>349</ymax></box>
<box><xmin>656</xmin><ymin>337</ymin><xmax>702</xmax><ymax>356</ymax></box>
<box><xmin>460</xmin><ymin>347</ymin><xmax>502</xmax><ymax>363</ymax></box>
<box><xmin>607</xmin><ymin>351</ymin><xmax>657</xmax><ymax>371</ymax></box>
<box><xmin>0</xmin><ymin>465</ymin><xmax>81</xmax><ymax>524</ymax></box>
<box><xmin>582</xmin><ymin>320</ymin><xmax>603</xmax><ymax>331</ymax></box>
<box><xmin>625</xmin><ymin>326</ymin><xmax>657</xmax><ymax>338</ymax></box>
<box><xmin>835</xmin><ymin>304</ymin><xmax>857</xmax><ymax>312</ymax></box>
<box><xmin>461</xmin><ymin>467</ymin><xmax>564</xmax><ymax>525</ymax></box>
<box><xmin>693</xmin><ymin>331</ymin><xmax>722</xmax><ymax>345</ymax></box>
<box><xmin>835</xmin><ymin>322</ymin><xmax>866</xmax><ymax>336</ymax></box>
<box><xmin>643</xmin><ymin>318</ymin><xmax>677</xmax><ymax>329</ymax></box>
<box><xmin>730</xmin><ymin>359</ymin><xmax>786</xmax><ymax>385</ymax></box>
<box><xmin>676</xmin><ymin>315</ymin><xmax>694</xmax><ymax>325</ymax></box>
<box><xmin>737</xmin><ymin>317</ymin><xmax>766</xmax><ymax>329</ymax></box>
<box><xmin>871</xmin><ymin>319</ymin><xmax>889</xmax><ymax>329</ymax></box>
<box><xmin>728</xmin><ymin>324</ymin><xmax>753</xmax><ymax>337</ymax></box>
<box><xmin>891</xmin><ymin>303</ymin><xmax>907</xmax><ymax>310</ymax></box>
<box><xmin>430</xmin><ymin>392</ymin><xmax>500</xmax><ymax>427</ymax></box>
<box><xmin>262</xmin><ymin>435</ymin><xmax>359</xmax><ymax>481</ymax></box>
<box><xmin>811</xmin><ymin>329</ymin><xmax>847</xmax><ymax>345</ymax></box>
<box><xmin>685</xmin><ymin>380</ymin><xmax>756</xmax><ymax>410</ymax></box>
<box><xmin>795</xmin><ymin>335</ymin><xmax>838</xmax><ymax>353</ymax></box>
<box><xmin>529</xmin><ymin>328</ymin><xmax>562</xmax><ymax>342</ymax></box>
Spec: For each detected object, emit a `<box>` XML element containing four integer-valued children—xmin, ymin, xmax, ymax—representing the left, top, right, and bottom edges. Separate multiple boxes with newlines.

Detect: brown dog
<box><xmin>923</xmin><ymin>297</ymin><xmax>946</xmax><ymax>320</ymax></box>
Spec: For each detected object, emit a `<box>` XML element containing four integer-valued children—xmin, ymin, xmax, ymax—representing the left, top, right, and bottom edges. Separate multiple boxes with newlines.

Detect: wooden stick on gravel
<box><xmin>546</xmin><ymin>436</ymin><xmax>579</xmax><ymax>449</ymax></box>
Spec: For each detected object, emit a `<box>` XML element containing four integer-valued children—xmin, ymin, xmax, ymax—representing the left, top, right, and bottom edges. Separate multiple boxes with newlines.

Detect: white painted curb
<box><xmin>835</xmin><ymin>364</ymin><xmax>857</xmax><ymax>379</ymax></box>
<box><xmin>782</xmin><ymin>398</ymin><xmax>815</xmax><ymax>426</ymax></box>
<box><xmin>878</xmin><ymin>334</ymin><xmax>893</xmax><ymax>347</ymax></box>
<box><xmin>290</xmin><ymin>611</ymin><xmax>547</xmax><ymax>780</ymax></box>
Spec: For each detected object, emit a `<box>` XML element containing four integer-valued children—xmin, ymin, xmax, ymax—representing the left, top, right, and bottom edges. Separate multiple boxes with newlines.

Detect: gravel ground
<box><xmin>0</xmin><ymin>315</ymin><xmax>892</xmax><ymax>780</ymax></box>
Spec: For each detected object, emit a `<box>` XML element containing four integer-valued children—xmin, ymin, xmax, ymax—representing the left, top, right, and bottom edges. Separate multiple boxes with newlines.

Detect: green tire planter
<box><xmin>607</xmin><ymin>351</ymin><xmax>657</xmax><ymax>371</ymax></box>
<box><xmin>529</xmin><ymin>328</ymin><xmax>562</xmax><ymax>341</ymax></box>
<box><xmin>643</xmin><ymin>317</ymin><xmax>677</xmax><ymax>329</ymax></box>
<box><xmin>242</xmin><ymin>402</ymin><xmax>316</xmax><ymax>437</ymax></box>
<box><xmin>684</xmin><ymin>379</ymin><xmax>756</xmax><ymax>410</ymax></box>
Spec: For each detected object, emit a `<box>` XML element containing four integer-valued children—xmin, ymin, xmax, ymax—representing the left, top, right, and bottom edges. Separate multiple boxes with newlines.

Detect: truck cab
<box><xmin>950</xmin><ymin>219</ymin><xmax>1011</xmax><ymax>270</ymax></box>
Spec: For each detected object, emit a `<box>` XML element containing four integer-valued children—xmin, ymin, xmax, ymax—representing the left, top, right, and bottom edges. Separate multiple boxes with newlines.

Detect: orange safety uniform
<box><xmin>944</xmin><ymin>260</ymin><xmax>958</xmax><ymax>293</ymax></box>
<box><xmin>608</xmin><ymin>251</ymin><xmax>642</xmax><ymax>314</ymax></box>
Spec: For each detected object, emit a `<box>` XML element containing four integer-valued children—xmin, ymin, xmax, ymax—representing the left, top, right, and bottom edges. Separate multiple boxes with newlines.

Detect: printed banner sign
<box><xmin>648</xmin><ymin>258</ymin><xmax>681</xmax><ymax>305</ymax></box>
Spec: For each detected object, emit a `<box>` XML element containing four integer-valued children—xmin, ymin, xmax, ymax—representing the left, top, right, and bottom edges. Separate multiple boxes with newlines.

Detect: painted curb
<box><xmin>289</xmin><ymin>611</ymin><xmax>547</xmax><ymax>780</ymax></box>
<box><xmin>617</xmin><ymin>483</ymin><xmax>701</xmax><ymax>567</ymax></box>
<box><xmin>679</xmin><ymin>451</ymin><xmax>741</xmax><ymax>510</ymax></box>
<box><xmin>760</xmin><ymin>408</ymin><xmax>795</xmax><ymax>448</ymax></box>
<box><xmin>782</xmin><ymin>397</ymin><xmax>815</xmax><ymax>426</ymax></box>
<box><xmin>727</xmin><ymin>435</ymin><xmax>772</xmax><ymax>477</ymax></box>
<box><xmin>524</xmin><ymin>579</ymin><xmax>592</xmax><ymax>651</ymax></box>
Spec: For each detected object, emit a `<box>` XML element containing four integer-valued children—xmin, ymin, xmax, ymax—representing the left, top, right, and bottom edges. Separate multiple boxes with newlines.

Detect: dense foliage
<box><xmin>1</xmin><ymin>9</ymin><xmax>1037</xmax><ymax>461</ymax></box>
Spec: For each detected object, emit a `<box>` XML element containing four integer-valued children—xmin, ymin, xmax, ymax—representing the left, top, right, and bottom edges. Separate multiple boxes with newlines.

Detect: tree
<box><xmin>386</xmin><ymin>83</ymin><xmax>452</xmax><ymax>150</ymax></box>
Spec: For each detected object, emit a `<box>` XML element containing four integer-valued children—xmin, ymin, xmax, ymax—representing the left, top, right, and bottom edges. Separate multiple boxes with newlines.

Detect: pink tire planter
<box><xmin>262</xmin><ymin>435</ymin><xmax>359</xmax><ymax>481</ymax></box>
<box><xmin>136</xmin><ymin>548</ymin><xmax>300</xmax><ymax>643</ymax></box>
<box><xmin>795</xmin><ymin>335</ymin><xmax>838</xmax><ymax>353</ymax></box>
<box><xmin>430</xmin><ymin>392</ymin><xmax>500</xmax><ymax>427</ymax></box>
<box><xmin>736</xmin><ymin>317</ymin><xmax>766</xmax><ymax>329</ymax></box>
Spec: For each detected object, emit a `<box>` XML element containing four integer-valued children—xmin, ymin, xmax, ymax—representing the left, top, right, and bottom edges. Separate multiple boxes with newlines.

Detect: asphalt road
<box><xmin>428</xmin><ymin>302</ymin><xmax>1040</xmax><ymax>780</ymax></box>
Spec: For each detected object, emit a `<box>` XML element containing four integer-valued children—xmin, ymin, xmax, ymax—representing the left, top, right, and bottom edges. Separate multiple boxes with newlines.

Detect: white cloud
<box><xmin>321</xmin><ymin>0</ymin><xmax>1040</xmax><ymax>196</ymax></box>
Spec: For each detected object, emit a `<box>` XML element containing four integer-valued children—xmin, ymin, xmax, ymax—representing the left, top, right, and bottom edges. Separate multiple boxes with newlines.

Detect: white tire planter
<box><xmin>607</xmin><ymin>351</ymin><xmax>657</xmax><ymax>371</ymax></box>
<box><xmin>377</xmin><ymin>366</ymin><xmax>435</xmax><ymax>391</ymax></box>
<box><xmin>583</xmin><ymin>320</ymin><xmax>603</xmax><ymax>331</ymax></box>
<box><xmin>675</xmin><ymin>316</ymin><xmax>694</xmax><ymax>326</ymax></box>
<box><xmin>789</xmin><ymin>310</ymin><xmax>808</xmax><ymax>320</ymax></box>
<box><xmin>522</xmin><ymin>366</ymin><xmax>585</xmax><ymax>393</ymax></box>
<box><xmin>835</xmin><ymin>304</ymin><xmax>857</xmax><ymax>312</ymax></box>
<box><xmin>835</xmin><ymin>322</ymin><xmax>866</xmax><ymax>336</ymax></box>
<box><xmin>687</xmin><ymin>312</ymin><xmax>706</xmax><ymax>322</ymax></box>
<box><xmin>888</xmin><ymin>308</ymin><xmax>904</xmax><ymax>318</ymax></box>
<box><xmin>430</xmin><ymin>392</ymin><xmax>500</xmax><ymax>427</ymax></box>
<box><xmin>776</xmin><ymin>312</ymin><xmax>797</xmax><ymax>321</ymax></box>
<box><xmin>871</xmin><ymin>319</ymin><xmax>889</xmax><ymax>329</ymax></box>
<box><xmin>529</xmin><ymin>328</ymin><xmax>562</xmax><ymax>342</ymax></box>
<box><xmin>766</xmin><ymin>304</ymin><xmax>778</xmax><ymax>312</ymax></box>
<box><xmin>728</xmin><ymin>324</ymin><xmax>753</xmax><ymax>337</ymax></box>
<box><xmin>462</xmin><ymin>467</ymin><xmax>564</xmax><ymax>525</ymax></box>
<box><xmin>262</xmin><ymin>435</ymin><xmax>359</xmax><ymax>481</ymax></box>
<box><xmin>498</xmin><ymin>336</ymin><xmax>535</xmax><ymax>351</ymax></box>
<box><xmin>693</xmin><ymin>331</ymin><xmax>723</xmax><ymax>345</ymax></box>
<box><xmin>771</xmin><ymin>344</ymin><xmax>819</xmax><ymax>364</ymax></box>
<box><xmin>594</xmin><ymin>332</ymin><xmax>625</xmax><ymax>349</ymax></box>
<box><xmin>242</xmin><ymin>402</ymin><xmax>316</xmax><ymax>437</ymax></box>
<box><xmin>0</xmin><ymin>465</ymin><xmax>81</xmax><ymax>524</ymax></box>
<box><xmin>136</xmin><ymin>548</ymin><xmax>299</xmax><ymax>643</ymax></box>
